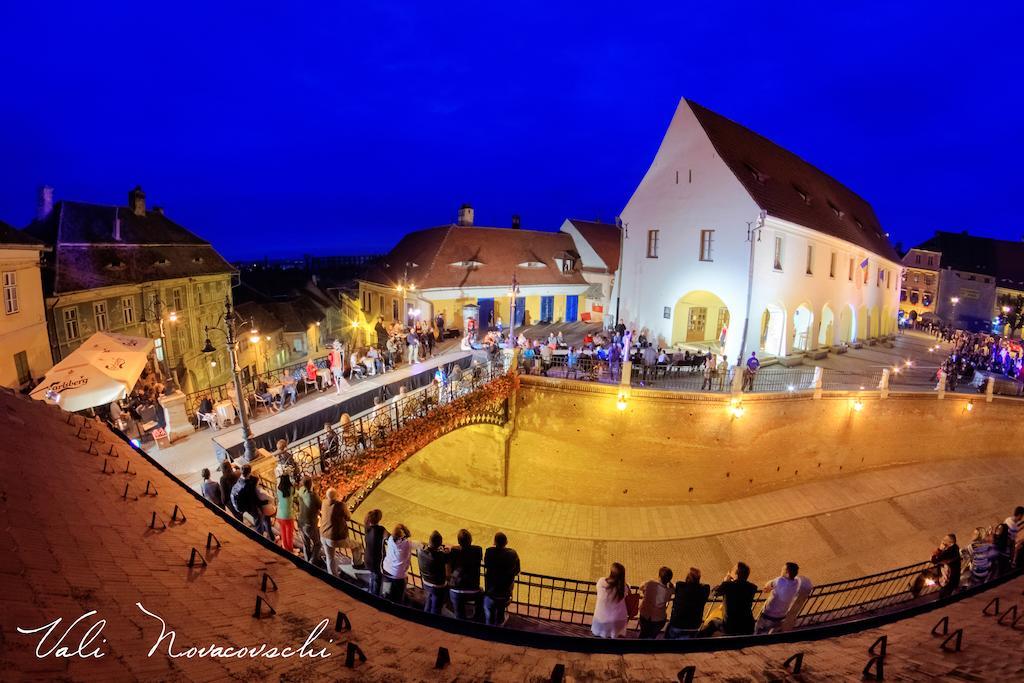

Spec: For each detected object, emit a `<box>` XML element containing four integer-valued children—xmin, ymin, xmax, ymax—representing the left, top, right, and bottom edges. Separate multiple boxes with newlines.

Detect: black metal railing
<box><xmin>516</xmin><ymin>352</ymin><xmax>618</xmax><ymax>383</ymax></box>
<box><xmin>276</xmin><ymin>361</ymin><xmax>506</xmax><ymax>481</ymax></box>
<box><xmin>325</xmin><ymin>517</ymin><xmax>974</xmax><ymax>637</ymax></box>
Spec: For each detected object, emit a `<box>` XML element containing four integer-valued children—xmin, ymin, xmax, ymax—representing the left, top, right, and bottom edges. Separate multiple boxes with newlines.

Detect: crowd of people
<box><xmin>933</xmin><ymin>328</ymin><xmax>1024</xmax><ymax>391</ymax></box>
<box><xmin>198</xmin><ymin>454</ymin><xmax>1024</xmax><ymax>640</ymax></box>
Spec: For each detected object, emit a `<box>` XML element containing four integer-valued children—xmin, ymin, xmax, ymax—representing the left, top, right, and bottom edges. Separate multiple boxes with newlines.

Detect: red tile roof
<box><xmin>363</xmin><ymin>225</ymin><xmax>588</xmax><ymax>290</ymax></box>
<box><xmin>565</xmin><ymin>219</ymin><xmax>620</xmax><ymax>271</ymax></box>
<box><xmin>0</xmin><ymin>219</ymin><xmax>47</xmax><ymax>249</ymax></box>
<box><xmin>687</xmin><ymin>100</ymin><xmax>899</xmax><ymax>261</ymax></box>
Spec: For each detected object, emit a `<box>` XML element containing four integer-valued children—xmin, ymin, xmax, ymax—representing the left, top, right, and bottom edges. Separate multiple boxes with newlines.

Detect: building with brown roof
<box><xmin>23</xmin><ymin>186</ymin><xmax>236</xmax><ymax>393</ymax></box>
<box><xmin>0</xmin><ymin>219</ymin><xmax>50</xmax><ymax>389</ymax></box>
<box><xmin>358</xmin><ymin>205</ymin><xmax>589</xmax><ymax>333</ymax></box>
<box><xmin>912</xmin><ymin>230</ymin><xmax>1024</xmax><ymax>333</ymax></box>
<box><xmin>619</xmin><ymin>99</ymin><xmax>902</xmax><ymax>363</ymax></box>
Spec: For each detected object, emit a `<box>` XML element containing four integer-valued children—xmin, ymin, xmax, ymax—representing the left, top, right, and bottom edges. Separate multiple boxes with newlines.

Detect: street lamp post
<box><xmin>508</xmin><ymin>273</ymin><xmax>520</xmax><ymax>346</ymax></box>
<box><xmin>145</xmin><ymin>296</ymin><xmax>178</xmax><ymax>392</ymax></box>
<box><xmin>202</xmin><ymin>296</ymin><xmax>258</xmax><ymax>462</ymax></box>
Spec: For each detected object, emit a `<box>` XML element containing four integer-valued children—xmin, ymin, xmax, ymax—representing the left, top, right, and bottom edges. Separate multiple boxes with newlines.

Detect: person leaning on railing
<box><xmin>665</xmin><ymin>567</ymin><xmax>710</xmax><ymax>639</ymax></box>
<box><xmin>362</xmin><ymin>509</ymin><xmax>387</xmax><ymax>597</ymax></box>
<box><xmin>448</xmin><ymin>529</ymin><xmax>483</xmax><ymax>620</ymax></box>
<box><xmin>591</xmin><ymin>562</ymin><xmax>630</xmax><ymax>638</ymax></box>
<box><xmin>418</xmin><ymin>531</ymin><xmax>450</xmax><ymax>615</ymax></box>
<box><xmin>909</xmin><ymin>533</ymin><xmax>961</xmax><ymax>599</ymax></box>
<box><xmin>483</xmin><ymin>532</ymin><xmax>520</xmax><ymax>626</ymax></box>
<box><xmin>697</xmin><ymin>562</ymin><xmax>757</xmax><ymax>637</ymax></box>
<box><xmin>296</xmin><ymin>476</ymin><xmax>323</xmax><ymax>567</ymax></box>
<box><xmin>320</xmin><ymin>488</ymin><xmax>361</xmax><ymax>577</ymax></box>
<box><xmin>382</xmin><ymin>523</ymin><xmax>419</xmax><ymax>604</ymax></box>
<box><xmin>637</xmin><ymin>567</ymin><xmax>674</xmax><ymax>638</ymax></box>
<box><xmin>754</xmin><ymin>562</ymin><xmax>802</xmax><ymax>635</ymax></box>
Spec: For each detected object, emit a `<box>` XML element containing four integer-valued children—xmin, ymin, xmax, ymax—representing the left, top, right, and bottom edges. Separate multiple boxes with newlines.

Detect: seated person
<box><xmin>256</xmin><ymin>380</ymin><xmax>278</xmax><ymax>412</ymax></box>
<box><xmin>197</xmin><ymin>395</ymin><xmax>218</xmax><ymax>428</ymax></box>
<box><xmin>698</xmin><ymin>562</ymin><xmax>757</xmax><ymax>637</ymax></box>
<box><xmin>279</xmin><ymin>371</ymin><xmax>298</xmax><ymax>408</ymax></box>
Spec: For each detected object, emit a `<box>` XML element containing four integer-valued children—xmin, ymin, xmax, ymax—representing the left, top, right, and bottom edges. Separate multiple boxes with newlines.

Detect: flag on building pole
<box><xmin>860</xmin><ymin>257</ymin><xmax>869</xmax><ymax>269</ymax></box>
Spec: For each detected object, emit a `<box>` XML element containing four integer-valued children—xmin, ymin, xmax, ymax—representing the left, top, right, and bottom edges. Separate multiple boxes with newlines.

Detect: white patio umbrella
<box><xmin>31</xmin><ymin>332</ymin><xmax>156</xmax><ymax>412</ymax></box>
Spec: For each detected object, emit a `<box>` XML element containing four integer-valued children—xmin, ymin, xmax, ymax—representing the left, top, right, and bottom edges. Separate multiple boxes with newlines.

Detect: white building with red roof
<box><xmin>618</xmin><ymin>99</ymin><xmax>902</xmax><ymax>363</ymax></box>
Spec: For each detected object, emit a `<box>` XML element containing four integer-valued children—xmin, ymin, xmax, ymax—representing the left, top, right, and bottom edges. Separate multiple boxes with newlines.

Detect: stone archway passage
<box><xmin>760</xmin><ymin>304</ymin><xmax>786</xmax><ymax>356</ymax></box>
<box><xmin>671</xmin><ymin>290</ymin><xmax>729</xmax><ymax>350</ymax></box>
<box><xmin>793</xmin><ymin>305</ymin><xmax>814</xmax><ymax>352</ymax></box>
<box><xmin>819</xmin><ymin>304</ymin><xmax>835</xmax><ymax>348</ymax></box>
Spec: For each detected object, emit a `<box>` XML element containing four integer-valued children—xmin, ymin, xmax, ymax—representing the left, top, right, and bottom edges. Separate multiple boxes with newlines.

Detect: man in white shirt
<box><xmin>755</xmin><ymin>562</ymin><xmax>802</xmax><ymax>634</ymax></box>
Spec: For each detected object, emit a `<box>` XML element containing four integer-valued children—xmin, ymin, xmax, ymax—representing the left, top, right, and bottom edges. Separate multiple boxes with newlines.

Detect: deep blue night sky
<box><xmin>1</xmin><ymin>3</ymin><xmax>1022</xmax><ymax>260</ymax></box>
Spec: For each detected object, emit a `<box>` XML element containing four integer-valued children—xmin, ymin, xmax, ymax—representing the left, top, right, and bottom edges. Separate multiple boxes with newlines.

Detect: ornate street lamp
<box><xmin>202</xmin><ymin>296</ymin><xmax>259</xmax><ymax>462</ymax></box>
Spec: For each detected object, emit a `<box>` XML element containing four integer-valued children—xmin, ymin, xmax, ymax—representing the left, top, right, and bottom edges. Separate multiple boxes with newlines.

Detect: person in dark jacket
<box><xmin>665</xmin><ymin>567</ymin><xmax>711</xmax><ymax>638</ymax></box>
<box><xmin>911</xmin><ymin>533</ymin><xmax>962</xmax><ymax>598</ymax></box>
<box><xmin>297</xmin><ymin>476</ymin><xmax>323</xmax><ymax>567</ymax></box>
<box><xmin>483</xmin><ymin>531</ymin><xmax>520</xmax><ymax>626</ymax></box>
<box><xmin>219</xmin><ymin>462</ymin><xmax>241</xmax><ymax>521</ymax></box>
<box><xmin>448</xmin><ymin>529</ymin><xmax>483</xmax><ymax>620</ymax></box>
<box><xmin>362</xmin><ymin>509</ymin><xmax>387</xmax><ymax>596</ymax></box>
<box><xmin>200</xmin><ymin>467</ymin><xmax>223</xmax><ymax>508</ymax></box>
<box><xmin>698</xmin><ymin>562</ymin><xmax>757</xmax><ymax>637</ymax></box>
<box><xmin>417</xmin><ymin>531</ymin><xmax>450</xmax><ymax>615</ymax></box>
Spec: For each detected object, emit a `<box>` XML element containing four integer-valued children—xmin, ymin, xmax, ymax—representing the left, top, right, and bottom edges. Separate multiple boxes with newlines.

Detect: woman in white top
<box><xmin>382</xmin><ymin>523</ymin><xmax>419</xmax><ymax>604</ymax></box>
<box><xmin>591</xmin><ymin>562</ymin><xmax>629</xmax><ymax>638</ymax></box>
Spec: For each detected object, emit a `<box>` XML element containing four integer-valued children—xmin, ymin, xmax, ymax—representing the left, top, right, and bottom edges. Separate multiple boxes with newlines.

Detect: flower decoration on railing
<box><xmin>314</xmin><ymin>372</ymin><xmax>516</xmax><ymax>507</ymax></box>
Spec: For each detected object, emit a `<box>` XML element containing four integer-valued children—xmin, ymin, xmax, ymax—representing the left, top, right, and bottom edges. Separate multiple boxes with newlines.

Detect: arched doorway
<box><xmin>881</xmin><ymin>307</ymin><xmax>892</xmax><ymax>335</ymax></box>
<box><xmin>671</xmin><ymin>291</ymin><xmax>730</xmax><ymax>351</ymax></box>
<box><xmin>869</xmin><ymin>306</ymin><xmax>880</xmax><ymax>338</ymax></box>
<box><xmin>819</xmin><ymin>304</ymin><xmax>835</xmax><ymax>348</ymax></box>
<box><xmin>792</xmin><ymin>304</ymin><xmax>814</xmax><ymax>352</ymax></box>
<box><xmin>856</xmin><ymin>305</ymin><xmax>868</xmax><ymax>341</ymax></box>
<box><xmin>760</xmin><ymin>304</ymin><xmax>786</xmax><ymax>357</ymax></box>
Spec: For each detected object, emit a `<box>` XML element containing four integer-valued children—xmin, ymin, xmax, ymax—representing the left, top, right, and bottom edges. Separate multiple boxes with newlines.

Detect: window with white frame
<box><xmin>93</xmin><ymin>301</ymin><xmax>108</xmax><ymax>331</ymax></box>
<box><xmin>122</xmin><ymin>296</ymin><xmax>135</xmax><ymax>325</ymax></box>
<box><xmin>2</xmin><ymin>271</ymin><xmax>17</xmax><ymax>314</ymax></box>
<box><xmin>699</xmin><ymin>229</ymin><xmax>714</xmax><ymax>261</ymax></box>
<box><xmin>805</xmin><ymin>244</ymin><xmax>814</xmax><ymax>275</ymax></box>
<box><xmin>172</xmin><ymin>287</ymin><xmax>183</xmax><ymax>312</ymax></box>
<box><xmin>63</xmin><ymin>308</ymin><xmax>79</xmax><ymax>340</ymax></box>
<box><xmin>773</xmin><ymin>235</ymin><xmax>784</xmax><ymax>271</ymax></box>
<box><xmin>646</xmin><ymin>229</ymin><xmax>660</xmax><ymax>258</ymax></box>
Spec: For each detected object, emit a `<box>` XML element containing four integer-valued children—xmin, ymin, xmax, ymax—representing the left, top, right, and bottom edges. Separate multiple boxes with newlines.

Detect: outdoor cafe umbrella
<box><xmin>30</xmin><ymin>332</ymin><xmax>155</xmax><ymax>412</ymax></box>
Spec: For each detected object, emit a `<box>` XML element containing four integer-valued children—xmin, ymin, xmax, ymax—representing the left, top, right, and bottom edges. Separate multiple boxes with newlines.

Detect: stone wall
<box><xmin>506</xmin><ymin>379</ymin><xmax>1023</xmax><ymax>505</ymax></box>
<box><xmin>393</xmin><ymin>423</ymin><xmax>508</xmax><ymax>495</ymax></box>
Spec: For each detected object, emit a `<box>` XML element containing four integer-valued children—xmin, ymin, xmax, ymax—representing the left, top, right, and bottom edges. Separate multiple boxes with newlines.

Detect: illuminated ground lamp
<box><xmin>904</xmin><ymin>360</ymin><xmax>913</xmax><ymax>367</ymax></box>
<box><xmin>787</xmin><ymin>384</ymin><xmax>795</xmax><ymax>392</ymax></box>
<box><xmin>728</xmin><ymin>399</ymin><xmax>745</xmax><ymax>419</ymax></box>
<box><xmin>851</xmin><ymin>398</ymin><xmax>864</xmax><ymax>412</ymax></box>
<box><xmin>616</xmin><ymin>391</ymin><xmax>628</xmax><ymax>411</ymax></box>
<box><xmin>964</xmin><ymin>400</ymin><xmax>974</xmax><ymax>414</ymax></box>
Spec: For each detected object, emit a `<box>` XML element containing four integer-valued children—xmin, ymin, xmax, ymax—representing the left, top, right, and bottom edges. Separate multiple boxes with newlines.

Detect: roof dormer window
<box><xmin>450</xmin><ymin>260</ymin><xmax>484</xmax><ymax>269</ymax></box>
<box><xmin>828</xmin><ymin>202</ymin><xmax>844</xmax><ymax>219</ymax></box>
<box><xmin>154</xmin><ymin>258</ymin><xmax>171</xmax><ymax>267</ymax></box>
<box><xmin>517</xmin><ymin>261</ymin><xmax>546</xmax><ymax>269</ymax></box>
<box><xmin>104</xmin><ymin>260</ymin><xmax>126</xmax><ymax>271</ymax></box>
<box><xmin>792</xmin><ymin>184</ymin><xmax>811</xmax><ymax>205</ymax></box>
<box><xmin>744</xmin><ymin>163</ymin><xmax>767</xmax><ymax>184</ymax></box>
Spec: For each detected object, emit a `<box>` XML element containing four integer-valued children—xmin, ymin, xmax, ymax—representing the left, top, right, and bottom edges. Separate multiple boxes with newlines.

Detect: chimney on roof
<box><xmin>457</xmin><ymin>203</ymin><xmax>474</xmax><ymax>227</ymax></box>
<box><xmin>152</xmin><ymin>206</ymin><xmax>164</xmax><ymax>216</ymax></box>
<box><xmin>511</xmin><ymin>214</ymin><xmax>521</xmax><ymax>229</ymax></box>
<box><xmin>113</xmin><ymin>212</ymin><xmax>121</xmax><ymax>242</ymax></box>
<box><xmin>129</xmin><ymin>185</ymin><xmax>146</xmax><ymax>216</ymax></box>
<box><xmin>36</xmin><ymin>185</ymin><xmax>54</xmax><ymax>221</ymax></box>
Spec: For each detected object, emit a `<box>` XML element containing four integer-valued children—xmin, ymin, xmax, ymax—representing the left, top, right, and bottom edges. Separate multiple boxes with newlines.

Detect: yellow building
<box><xmin>0</xmin><ymin>221</ymin><xmax>51</xmax><ymax>389</ymax></box>
<box><xmin>899</xmin><ymin>247</ymin><xmax>941</xmax><ymax>323</ymax></box>
<box><xmin>358</xmin><ymin>206</ymin><xmax>589</xmax><ymax>335</ymax></box>
<box><xmin>24</xmin><ymin>186</ymin><xmax>236</xmax><ymax>393</ymax></box>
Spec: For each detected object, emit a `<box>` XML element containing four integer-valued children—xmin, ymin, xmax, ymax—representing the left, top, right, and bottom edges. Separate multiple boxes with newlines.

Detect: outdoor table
<box><xmin>214</xmin><ymin>400</ymin><xmax>237</xmax><ymax>427</ymax></box>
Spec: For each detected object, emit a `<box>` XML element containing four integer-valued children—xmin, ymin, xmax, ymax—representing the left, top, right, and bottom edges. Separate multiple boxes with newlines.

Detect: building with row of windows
<box><xmin>0</xmin><ymin>221</ymin><xmax>51</xmax><ymax>389</ymax></box>
<box><xmin>22</xmin><ymin>186</ymin><xmax>237</xmax><ymax>394</ymax></box>
<box><xmin>616</xmin><ymin>98</ymin><xmax>903</xmax><ymax>363</ymax></box>
<box><xmin>357</xmin><ymin>205</ymin><xmax>609</xmax><ymax>334</ymax></box>
<box><xmin>904</xmin><ymin>230</ymin><xmax>1024</xmax><ymax>334</ymax></box>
